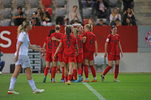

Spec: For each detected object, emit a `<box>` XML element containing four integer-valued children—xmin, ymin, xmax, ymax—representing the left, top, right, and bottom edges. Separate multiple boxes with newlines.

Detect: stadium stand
<box><xmin>1</xmin><ymin>19</ymin><xmax>11</xmax><ymax>26</ymax></box>
<box><xmin>1</xmin><ymin>0</ymin><xmax>12</xmax><ymax>8</ymax></box>
<box><xmin>28</xmin><ymin>0</ymin><xmax>39</xmax><ymax>7</ymax></box>
<box><xmin>1</xmin><ymin>8</ymin><xmax>11</xmax><ymax>19</ymax></box>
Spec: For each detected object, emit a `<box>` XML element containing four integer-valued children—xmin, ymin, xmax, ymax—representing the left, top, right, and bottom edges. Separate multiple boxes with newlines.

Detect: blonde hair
<box><xmin>17</xmin><ymin>20</ymin><xmax>30</xmax><ymax>38</ymax></box>
<box><xmin>42</xmin><ymin>8</ymin><xmax>47</xmax><ymax>20</ymax></box>
<box><xmin>55</xmin><ymin>25</ymin><xmax>60</xmax><ymax>30</ymax></box>
<box><xmin>73</xmin><ymin>28</ymin><xmax>78</xmax><ymax>38</ymax></box>
<box><xmin>112</xmin><ymin>8</ymin><xmax>119</xmax><ymax>19</ymax></box>
<box><xmin>85</xmin><ymin>24</ymin><xmax>92</xmax><ymax>31</ymax></box>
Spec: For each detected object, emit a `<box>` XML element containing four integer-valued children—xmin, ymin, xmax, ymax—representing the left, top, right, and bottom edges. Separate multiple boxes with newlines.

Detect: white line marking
<box><xmin>83</xmin><ymin>82</ymin><xmax>106</xmax><ymax>100</ymax></box>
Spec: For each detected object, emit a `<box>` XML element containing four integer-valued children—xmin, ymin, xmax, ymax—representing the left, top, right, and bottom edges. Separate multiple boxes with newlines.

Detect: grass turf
<box><xmin>0</xmin><ymin>73</ymin><xmax>151</xmax><ymax>100</ymax></box>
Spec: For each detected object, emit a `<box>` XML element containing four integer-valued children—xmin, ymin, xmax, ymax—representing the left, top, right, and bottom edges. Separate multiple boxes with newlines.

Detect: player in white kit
<box><xmin>8</xmin><ymin>21</ymin><xmax>45</xmax><ymax>94</ymax></box>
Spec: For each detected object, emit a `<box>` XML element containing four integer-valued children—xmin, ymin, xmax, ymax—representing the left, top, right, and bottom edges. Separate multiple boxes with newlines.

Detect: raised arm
<box><xmin>29</xmin><ymin>42</ymin><xmax>45</xmax><ymax>53</ymax></box>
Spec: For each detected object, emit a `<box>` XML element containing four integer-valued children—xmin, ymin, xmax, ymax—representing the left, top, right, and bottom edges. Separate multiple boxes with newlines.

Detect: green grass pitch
<box><xmin>0</xmin><ymin>73</ymin><xmax>151</xmax><ymax>100</ymax></box>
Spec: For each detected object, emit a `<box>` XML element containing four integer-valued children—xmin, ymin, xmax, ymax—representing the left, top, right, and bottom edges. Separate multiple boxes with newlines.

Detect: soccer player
<box><xmin>101</xmin><ymin>25</ymin><xmax>123</xmax><ymax>82</ymax></box>
<box><xmin>50</xmin><ymin>25</ymin><xmax>65</xmax><ymax>83</ymax></box>
<box><xmin>83</xmin><ymin>24</ymin><xmax>98</xmax><ymax>82</ymax></box>
<box><xmin>42</xmin><ymin>29</ymin><xmax>55</xmax><ymax>83</ymax></box>
<box><xmin>8</xmin><ymin>21</ymin><xmax>45</xmax><ymax>94</ymax></box>
<box><xmin>53</xmin><ymin>27</ymin><xmax>78</xmax><ymax>85</ymax></box>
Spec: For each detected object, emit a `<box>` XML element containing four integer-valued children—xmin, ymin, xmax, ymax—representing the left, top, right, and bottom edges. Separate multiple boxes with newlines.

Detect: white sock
<box><xmin>86</xmin><ymin>78</ymin><xmax>89</xmax><ymax>80</ymax></box>
<box><xmin>94</xmin><ymin>77</ymin><xmax>96</xmax><ymax>80</ymax></box>
<box><xmin>9</xmin><ymin>77</ymin><xmax>17</xmax><ymax>90</ymax></box>
<box><xmin>28</xmin><ymin>79</ymin><xmax>37</xmax><ymax>91</ymax></box>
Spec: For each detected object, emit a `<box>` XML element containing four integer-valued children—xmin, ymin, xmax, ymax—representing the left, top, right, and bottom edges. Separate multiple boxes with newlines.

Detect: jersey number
<box><xmin>48</xmin><ymin>41</ymin><xmax>52</xmax><ymax>49</ymax></box>
<box><xmin>79</xmin><ymin>40</ymin><xmax>82</xmax><ymax>48</ymax></box>
<box><xmin>66</xmin><ymin>40</ymin><xmax>71</xmax><ymax>49</ymax></box>
<box><xmin>90</xmin><ymin>38</ymin><xmax>94</xmax><ymax>44</ymax></box>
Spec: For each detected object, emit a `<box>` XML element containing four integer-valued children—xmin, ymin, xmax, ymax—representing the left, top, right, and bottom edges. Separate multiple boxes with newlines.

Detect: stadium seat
<box><xmin>1</xmin><ymin>0</ymin><xmax>12</xmax><ymax>7</ymax></box>
<box><xmin>28</xmin><ymin>8</ymin><xmax>37</xmax><ymax>17</ymax></box>
<box><xmin>42</xmin><ymin>0</ymin><xmax>52</xmax><ymax>7</ymax></box>
<box><xmin>15</xmin><ymin>0</ymin><xmax>25</xmax><ymax>6</ymax></box>
<box><xmin>1</xmin><ymin>8</ymin><xmax>11</xmax><ymax>18</ymax></box>
<box><xmin>45</xmin><ymin>8</ymin><xmax>52</xmax><ymax>16</ymax></box>
<box><xmin>55</xmin><ymin>0</ymin><xmax>66</xmax><ymax>7</ymax></box>
<box><xmin>28</xmin><ymin>0</ymin><xmax>39</xmax><ymax>7</ymax></box>
<box><xmin>55</xmin><ymin>8</ymin><xmax>66</xmax><ymax>17</ymax></box>
<box><xmin>83</xmin><ymin>19</ymin><xmax>93</xmax><ymax>26</ymax></box>
<box><xmin>1</xmin><ymin>19</ymin><xmax>11</xmax><ymax>26</ymax></box>
<box><xmin>82</xmin><ymin>8</ymin><xmax>92</xmax><ymax>18</ymax></box>
<box><xmin>109</xmin><ymin>0</ymin><xmax>118</xmax><ymax>7</ymax></box>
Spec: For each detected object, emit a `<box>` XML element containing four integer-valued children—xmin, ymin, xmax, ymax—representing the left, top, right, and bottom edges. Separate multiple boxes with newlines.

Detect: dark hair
<box><xmin>17</xmin><ymin>6</ymin><xmax>22</xmax><ymax>10</ymax></box>
<box><xmin>48</xmin><ymin>29</ymin><xmax>55</xmax><ymax>37</ymax></box>
<box><xmin>99</xmin><ymin>19</ymin><xmax>103</xmax><ymax>21</ymax></box>
<box><xmin>73</xmin><ymin>5</ymin><xmax>78</xmax><ymax>8</ymax></box>
<box><xmin>66</xmin><ymin>27</ymin><xmax>71</xmax><ymax>40</ymax></box>
<box><xmin>115</xmin><ymin>18</ymin><xmax>119</xmax><ymax>21</ymax></box>
<box><xmin>74</xmin><ymin>20</ymin><xmax>79</xmax><ymax>23</ymax></box>
<box><xmin>110</xmin><ymin>25</ymin><xmax>116</xmax><ymax>33</ymax></box>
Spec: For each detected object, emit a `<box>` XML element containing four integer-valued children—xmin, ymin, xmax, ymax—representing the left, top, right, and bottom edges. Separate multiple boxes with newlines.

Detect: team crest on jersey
<box><xmin>145</xmin><ymin>31</ymin><xmax>151</xmax><ymax>46</ymax></box>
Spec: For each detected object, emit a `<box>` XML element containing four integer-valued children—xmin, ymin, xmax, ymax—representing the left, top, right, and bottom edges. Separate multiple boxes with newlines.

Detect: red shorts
<box><xmin>84</xmin><ymin>52</ymin><xmax>94</xmax><ymax>60</ymax></box>
<box><xmin>76</xmin><ymin>54</ymin><xmax>83</xmax><ymax>63</ymax></box>
<box><xmin>63</xmin><ymin>55</ymin><xmax>76</xmax><ymax>64</ymax></box>
<box><xmin>45</xmin><ymin>53</ymin><xmax>52</xmax><ymax>62</ymax></box>
<box><xmin>108</xmin><ymin>54</ymin><xmax>120</xmax><ymax>61</ymax></box>
<box><xmin>52</xmin><ymin>53</ymin><xmax>63</xmax><ymax>62</ymax></box>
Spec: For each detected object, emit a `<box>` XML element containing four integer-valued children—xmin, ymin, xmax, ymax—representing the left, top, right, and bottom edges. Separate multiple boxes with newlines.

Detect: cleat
<box><xmin>73</xmin><ymin>80</ymin><xmax>78</xmax><ymax>83</ymax></box>
<box><xmin>77</xmin><ymin>75</ymin><xmax>81</xmax><ymax>82</ymax></box>
<box><xmin>101</xmin><ymin>75</ymin><xmax>105</xmax><ymax>82</ymax></box>
<box><xmin>114</xmin><ymin>79</ymin><xmax>120</xmax><ymax>82</ymax></box>
<box><xmin>33</xmin><ymin>89</ymin><xmax>45</xmax><ymax>94</ymax></box>
<box><xmin>8</xmin><ymin>90</ymin><xmax>19</xmax><ymax>94</ymax></box>
<box><xmin>71</xmin><ymin>79</ymin><xmax>75</xmax><ymax>82</ymax></box>
<box><xmin>61</xmin><ymin>79</ymin><xmax>65</xmax><ymax>82</ymax></box>
<box><xmin>83</xmin><ymin>80</ymin><xmax>89</xmax><ymax>82</ymax></box>
<box><xmin>65</xmin><ymin>81</ymin><xmax>71</xmax><ymax>85</ymax></box>
<box><xmin>91</xmin><ymin>79</ymin><xmax>97</xmax><ymax>82</ymax></box>
<box><xmin>43</xmin><ymin>76</ymin><xmax>46</xmax><ymax>83</ymax></box>
<box><xmin>81</xmin><ymin>77</ymin><xmax>84</xmax><ymax>81</ymax></box>
<box><xmin>52</xmin><ymin>81</ymin><xmax>55</xmax><ymax>83</ymax></box>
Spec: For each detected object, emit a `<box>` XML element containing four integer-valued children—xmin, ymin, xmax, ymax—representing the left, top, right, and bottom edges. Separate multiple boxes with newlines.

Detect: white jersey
<box><xmin>15</xmin><ymin>31</ymin><xmax>30</xmax><ymax>56</ymax></box>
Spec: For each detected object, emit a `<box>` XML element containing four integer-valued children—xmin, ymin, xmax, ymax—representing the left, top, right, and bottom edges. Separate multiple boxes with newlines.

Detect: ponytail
<box><xmin>66</xmin><ymin>27</ymin><xmax>71</xmax><ymax>40</ymax></box>
<box><xmin>48</xmin><ymin>29</ymin><xmax>55</xmax><ymax>37</ymax></box>
<box><xmin>89</xmin><ymin>24</ymin><xmax>93</xmax><ymax>32</ymax></box>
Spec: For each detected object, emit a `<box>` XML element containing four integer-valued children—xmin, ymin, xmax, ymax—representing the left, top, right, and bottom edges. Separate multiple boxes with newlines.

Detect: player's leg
<box><xmin>25</xmin><ymin>67</ymin><xmax>44</xmax><ymax>94</ymax></box>
<box><xmin>73</xmin><ymin>62</ymin><xmax>77</xmax><ymax>82</ymax></box>
<box><xmin>81</xmin><ymin>63</ymin><xmax>84</xmax><ymax>81</ymax></box>
<box><xmin>114</xmin><ymin>59</ymin><xmax>120</xmax><ymax>82</ymax></box>
<box><xmin>43</xmin><ymin>61</ymin><xmax>50</xmax><ymax>83</ymax></box>
<box><xmin>89</xmin><ymin>60</ymin><xmax>97</xmax><ymax>82</ymax></box>
<box><xmin>8</xmin><ymin>65</ymin><xmax>22</xmax><ymax>94</ymax></box>
<box><xmin>77</xmin><ymin>63</ymin><xmax>82</xmax><ymax>82</ymax></box>
<box><xmin>60</xmin><ymin>62</ymin><xmax>65</xmax><ymax>82</ymax></box>
<box><xmin>64</xmin><ymin>63</ymin><xmax>68</xmax><ymax>83</ymax></box>
<box><xmin>51</xmin><ymin>61</ymin><xmax>57</xmax><ymax>83</ymax></box>
<box><xmin>83</xmin><ymin>58</ymin><xmax>89</xmax><ymax>82</ymax></box>
<box><xmin>66</xmin><ymin>62</ymin><xmax>74</xmax><ymax>85</ymax></box>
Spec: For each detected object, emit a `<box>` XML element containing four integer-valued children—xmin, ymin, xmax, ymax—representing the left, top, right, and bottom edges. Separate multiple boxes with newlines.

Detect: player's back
<box><xmin>45</xmin><ymin>37</ymin><xmax>52</xmax><ymax>53</ymax></box>
<box><xmin>83</xmin><ymin>31</ymin><xmax>96</xmax><ymax>53</ymax></box>
<box><xmin>77</xmin><ymin>34</ymin><xmax>83</xmax><ymax>54</ymax></box>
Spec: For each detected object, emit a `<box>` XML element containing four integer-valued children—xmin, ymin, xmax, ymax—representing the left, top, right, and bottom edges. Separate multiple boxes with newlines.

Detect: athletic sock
<box><xmin>64</xmin><ymin>76</ymin><xmax>68</xmax><ymax>82</ymax></box>
<box><xmin>84</xmin><ymin>65</ymin><xmax>89</xmax><ymax>79</ymax></box>
<box><xmin>68</xmin><ymin>74</ymin><xmax>72</xmax><ymax>81</ymax></box>
<box><xmin>71</xmin><ymin>75</ymin><xmax>73</xmax><ymax>80</ymax></box>
<box><xmin>90</xmin><ymin>65</ymin><xmax>96</xmax><ymax>78</ymax></box>
<box><xmin>9</xmin><ymin>77</ymin><xmax>16</xmax><ymax>90</ymax></box>
<box><xmin>28</xmin><ymin>79</ymin><xmax>37</xmax><ymax>91</ymax></box>
<box><xmin>103</xmin><ymin>66</ymin><xmax>112</xmax><ymax>76</ymax></box>
<box><xmin>114</xmin><ymin>64</ymin><xmax>119</xmax><ymax>79</ymax></box>
<box><xmin>78</xmin><ymin>68</ymin><xmax>82</xmax><ymax>75</ymax></box>
<box><xmin>44</xmin><ymin>67</ymin><xmax>49</xmax><ymax>76</ymax></box>
<box><xmin>51</xmin><ymin>67</ymin><xmax>56</xmax><ymax>79</ymax></box>
<box><xmin>61</xmin><ymin>67</ymin><xmax>64</xmax><ymax>79</ymax></box>
<box><xmin>73</xmin><ymin>69</ymin><xmax>77</xmax><ymax>80</ymax></box>
<box><xmin>81</xmin><ymin>64</ymin><xmax>84</xmax><ymax>76</ymax></box>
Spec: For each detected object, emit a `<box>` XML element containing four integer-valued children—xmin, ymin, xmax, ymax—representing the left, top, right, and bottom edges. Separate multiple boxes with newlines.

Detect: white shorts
<box><xmin>15</xmin><ymin>55</ymin><xmax>31</xmax><ymax>69</ymax></box>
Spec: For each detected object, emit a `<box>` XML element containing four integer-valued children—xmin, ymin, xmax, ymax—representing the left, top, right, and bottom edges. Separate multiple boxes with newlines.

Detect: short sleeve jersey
<box><xmin>83</xmin><ymin>31</ymin><xmax>97</xmax><ymax>53</ymax></box>
<box><xmin>50</xmin><ymin>32</ymin><xmax>64</xmax><ymax>54</ymax></box>
<box><xmin>60</xmin><ymin>34</ymin><xmax>77</xmax><ymax>56</ymax></box>
<box><xmin>15</xmin><ymin>32</ymin><xmax>29</xmax><ymax>56</ymax></box>
<box><xmin>106</xmin><ymin>34</ymin><xmax>120</xmax><ymax>55</ymax></box>
<box><xmin>44</xmin><ymin>37</ymin><xmax>52</xmax><ymax>53</ymax></box>
<box><xmin>77</xmin><ymin>35</ymin><xmax>83</xmax><ymax>55</ymax></box>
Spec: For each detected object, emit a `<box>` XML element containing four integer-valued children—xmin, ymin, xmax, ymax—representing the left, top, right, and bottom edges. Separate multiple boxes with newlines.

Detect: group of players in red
<box><xmin>42</xmin><ymin>24</ymin><xmax>123</xmax><ymax>85</ymax></box>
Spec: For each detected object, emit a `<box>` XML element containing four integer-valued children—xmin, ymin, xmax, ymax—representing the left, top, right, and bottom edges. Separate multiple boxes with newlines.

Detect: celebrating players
<box><xmin>53</xmin><ymin>26</ymin><xmax>78</xmax><ymax>85</ymax></box>
<box><xmin>83</xmin><ymin>24</ymin><xmax>98</xmax><ymax>82</ymax></box>
<box><xmin>43</xmin><ymin>29</ymin><xmax>55</xmax><ymax>83</ymax></box>
<box><xmin>8</xmin><ymin>21</ymin><xmax>45</xmax><ymax>94</ymax></box>
<box><xmin>101</xmin><ymin>25</ymin><xmax>123</xmax><ymax>82</ymax></box>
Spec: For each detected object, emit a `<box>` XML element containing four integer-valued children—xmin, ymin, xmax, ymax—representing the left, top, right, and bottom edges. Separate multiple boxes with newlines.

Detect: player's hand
<box><xmin>42</xmin><ymin>53</ymin><xmax>46</xmax><ymax>58</ymax></box>
<box><xmin>40</xmin><ymin>48</ymin><xmax>46</xmax><ymax>53</ymax></box>
<box><xmin>14</xmin><ymin>55</ymin><xmax>18</xmax><ymax>62</ymax></box>
<box><xmin>53</xmin><ymin>55</ymin><xmax>56</xmax><ymax>60</ymax></box>
<box><xmin>76</xmin><ymin>52</ymin><xmax>78</xmax><ymax>56</ymax></box>
<box><xmin>104</xmin><ymin>53</ymin><xmax>107</xmax><ymax>58</ymax></box>
<box><xmin>121</xmin><ymin>53</ymin><xmax>123</xmax><ymax>58</ymax></box>
<box><xmin>51</xmin><ymin>37</ymin><xmax>57</xmax><ymax>41</ymax></box>
<box><xmin>95</xmin><ymin>52</ymin><xmax>97</xmax><ymax>57</ymax></box>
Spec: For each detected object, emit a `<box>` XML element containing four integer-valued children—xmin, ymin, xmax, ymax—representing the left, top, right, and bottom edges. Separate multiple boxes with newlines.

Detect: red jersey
<box><xmin>60</xmin><ymin>34</ymin><xmax>77</xmax><ymax>56</ymax></box>
<box><xmin>44</xmin><ymin>37</ymin><xmax>52</xmax><ymax>53</ymax></box>
<box><xmin>83</xmin><ymin>31</ymin><xmax>97</xmax><ymax>53</ymax></box>
<box><xmin>77</xmin><ymin>35</ymin><xmax>83</xmax><ymax>55</ymax></box>
<box><xmin>106</xmin><ymin>34</ymin><xmax>120</xmax><ymax>55</ymax></box>
<box><xmin>50</xmin><ymin>32</ymin><xmax>63</xmax><ymax>54</ymax></box>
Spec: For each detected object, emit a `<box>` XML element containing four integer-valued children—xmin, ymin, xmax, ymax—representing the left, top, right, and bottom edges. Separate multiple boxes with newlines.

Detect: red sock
<box><xmin>103</xmin><ymin>66</ymin><xmax>112</xmax><ymax>76</ymax></box>
<box><xmin>68</xmin><ymin>74</ymin><xmax>72</xmax><ymax>81</ymax></box>
<box><xmin>71</xmin><ymin>75</ymin><xmax>73</xmax><ymax>80</ymax></box>
<box><xmin>52</xmin><ymin>67</ymin><xmax>56</xmax><ymax>79</ymax></box>
<box><xmin>84</xmin><ymin>65</ymin><xmax>89</xmax><ymax>78</ymax></box>
<box><xmin>81</xmin><ymin>64</ymin><xmax>84</xmax><ymax>76</ymax></box>
<box><xmin>114</xmin><ymin>65</ymin><xmax>119</xmax><ymax>79</ymax></box>
<box><xmin>73</xmin><ymin>69</ymin><xmax>77</xmax><ymax>80</ymax></box>
<box><xmin>64</xmin><ymin>76</ymin><xmax>68</xmax><ymax>82</ymax></box>
<box><xmin>78</xmin><ymin>68</ymin><xmax>82</xmax><ymax>75</ymax></box>
<box><xmin>44</xmin><ymin>67</ymin><xmax>49</xmax><ymax>76</ymax></box>
<box><xmin>90</xmin><ymin>65</ymin><xmax>96</xmax><ymax>77</ymax></box>
<box><xmin>61</xmin><ymin>67</ymin><xmax>64</xmax><ymax>79</ymax></box>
